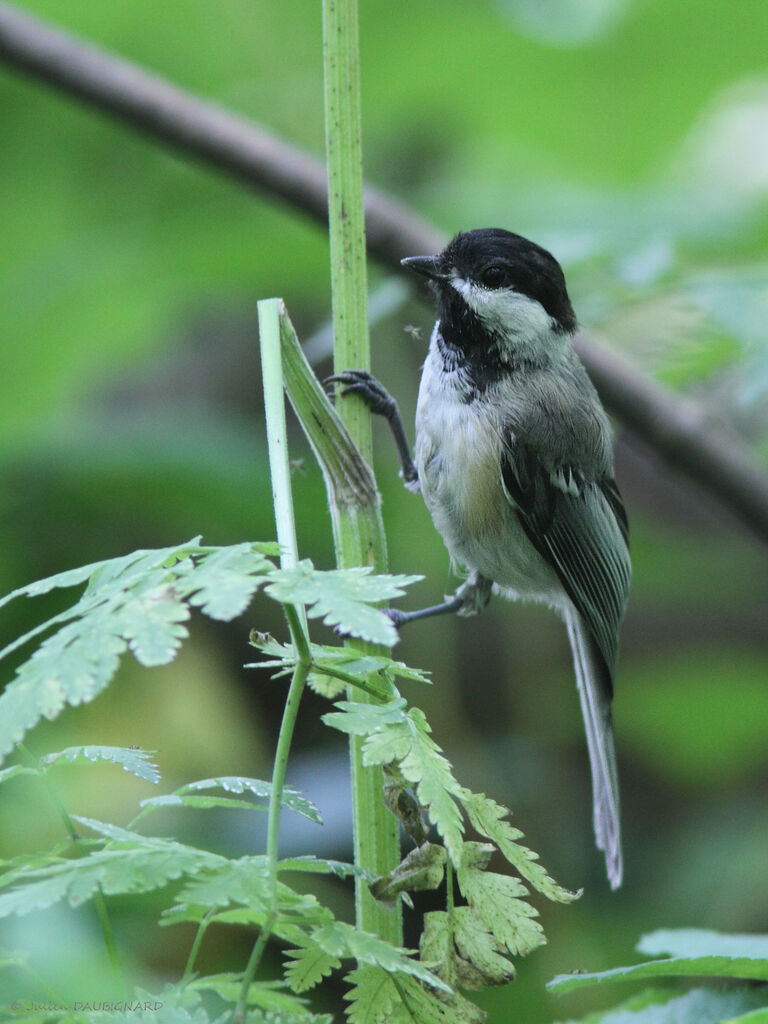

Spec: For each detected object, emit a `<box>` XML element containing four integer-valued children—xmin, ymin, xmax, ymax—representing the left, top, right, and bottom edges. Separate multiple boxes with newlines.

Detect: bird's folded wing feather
<box><xmin>500</xmin><ymin>439</ymin><xmax>631</xmax><ymax>685</ymax></box>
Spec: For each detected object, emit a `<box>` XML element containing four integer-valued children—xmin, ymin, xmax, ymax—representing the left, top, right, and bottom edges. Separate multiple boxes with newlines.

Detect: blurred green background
<box><xmin>1</xmin><ymin>0</ymin><xmax>768</xmax><ymax>1020</ymax></box>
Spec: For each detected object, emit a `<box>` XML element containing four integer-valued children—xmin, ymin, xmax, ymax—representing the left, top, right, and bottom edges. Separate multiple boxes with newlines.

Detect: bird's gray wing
<box><xmin>501</xmin><ymin>438</ymin><xmax>630</xmax><ymax>887</ymax></box>
<box><xmin>500</xmin><ymin>440</ymin><xmax>631</xmax><ymax>682</ymax></box>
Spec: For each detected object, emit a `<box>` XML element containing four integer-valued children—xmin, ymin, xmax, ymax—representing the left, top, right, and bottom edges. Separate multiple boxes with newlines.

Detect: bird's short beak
<box><xmin>400</xmin><ymin>255</ymin><xmax>449</xmax><ymax>281</ymax></box>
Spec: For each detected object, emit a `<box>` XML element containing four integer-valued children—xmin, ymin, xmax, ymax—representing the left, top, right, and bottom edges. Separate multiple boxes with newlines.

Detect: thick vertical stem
<box><xmin>322</xmin><ymin>0</ymin><xmax>402</xmax><ymax>943</ymax></box>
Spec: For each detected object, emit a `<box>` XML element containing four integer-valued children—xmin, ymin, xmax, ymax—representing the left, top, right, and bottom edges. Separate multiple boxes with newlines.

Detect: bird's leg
<box><xmin>325</xmin><ymin>370</ymin><xmax>419</xmax><ymax>489</ymax></box>
<box><xmin>388</xmin><ymin>573</ymin><xmax>492</xmax><ymax>628</ymax></box>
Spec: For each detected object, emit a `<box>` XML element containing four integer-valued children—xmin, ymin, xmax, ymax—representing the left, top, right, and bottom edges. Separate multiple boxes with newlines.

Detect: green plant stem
<box><xmin>182</xmin><ymin>907</ymin><xmax>215</xmax><ymax>984</ymax></box>
<box><xmin>232</xmin><ymin>301</ymin><xmax>312</xmax><ymax>1024</ymax></box>
<box><xmin>17</xmin><ymin>744</ymin><xmax>124</xmax><ymax>987</ymax></box>
<box><xmin>446</xmin><ymin>859</ymin><xmax>455</xmax><ymax>918</ymax></box>
<box><xmin>310</xmin><ymin>660</ymin><xmax>391</xmax><ymax>701</ymax></box>
<box><xmin>233</xmin><ymin>651</ymin><xmax>310</xmax><ymax>1024</ymax></box>
<box><xmin>322</xmin><ymin>0</ymin><xmax>402</xmax><ymax>945</ymax></box>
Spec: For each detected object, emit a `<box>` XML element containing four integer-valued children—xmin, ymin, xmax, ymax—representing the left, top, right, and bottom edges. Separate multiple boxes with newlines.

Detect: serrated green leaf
<box><xmin>40</xmin><ymin>745</ymin><xmax>160</xmax><ymax>783</ymax></box>
<box><xmin>324</xmin><ymin>700</ymin><xmax>465</xmax><ymax>861</ymax></box>
<box><xmin>344</xmin><ymin>967</ymin><xmax>404</xmax><ymax>1024</ymax></box>
<box><xmin>0</xmin><ymin>561</ymin><xmax>100</xmax><ymax>606</ymax></box>
<box><xmin>459</xmin><ymin>790</ymin><xmax>579</xmax><ymax>903</ymax></box>
<box><xmin>307</xmin><ymin>668</ymin><xmax>347</xmax><ymax>699</ymax></box>
<box><xmin>240</xmin><ymin>1011</ymin><xmax>333</xmax><ymax>1024</ymax></box>
<box><xmin>555</xmin><ymin>987</ymin><xmax>768</xmax><ymax>1024</ymax></box>
<box><xmin>0</xmin><ymin>840</ymin><xmax>222</xmax><ymax>918</ymax></box>
<box><xmin>284</xmin><ymin>944</ymin><xmax>341</xmax><ymax>993</ymax></box>
<box><xmin>0</xmin><ymin>541</ymin><xmax>280</xmax><ymax>765</ymax></box>
<box><xmin>265</xmin><ymin>562</ymin><xmax>421</xmax><ymax>645</ymax></box>
<box><xmin>310</xmin><ymin>920</ymin><xmax>450</xmax><ymax>993</ymax></box>
<box><xmin>117</xmin><ymin>591</ymin><xmax>191</xmax><ymax>666</ymax></box>
<box><xmin>173</xmin><ymin>857</ymin><xmax>332</xmax><ymax>931</ymax></box>
<box><xmin>140</xmin><ymin>794</ymin><xmax>265</xmax><ymax>812</ymax></box>
<box><xmin>345</xmin><ymin>967</ymin><xmax>483</xmax><ymax>1024</ymax></box>
<box><xmin>419</xmin><ymin>911</ymin><xmax>456</xmax><ymax>988</ymax></box>
<box><xmin>172</xmin><ymin>857</ymin><xmax>269</xmax><ymax>910</ymax></box>
<box><xmin>179</xmin><ymin>544</ymin><xmax>274</xmax><ymax>620</ymax></box>
<box><xmin>72</xmin><ymin>815</ymin><xmax>185</xmax><ymax>846</ymax></box>
<box><xmin>0</xmin><ymin>541</ymin><xmax>202</xmax><ymax>611</ymax></box>
<box><xmin>190</xmin><ymin>974</ymin><xmax>309</xmax><ymax>1013</ymax></box>
<box><xmin>160</xmin><ymin>903</ymin><xmax>310</xmax><ymax>947</ymax></box>
<box><xmin>452</xmin><ymin>906</ymin><xmax>515</xmax><ymax>988</ymax></box>
<box><xmin>457</xmin><ymin>843</ymin><xmax>544</xmax><ymax>957</ymax></box>
<box><xmin>81</xmin><ymin>541</ymin><xmax>203</xmax><ymax>597</ymax></box>
<box><xmin>0</xmin><ymin>764</ymin><xmax>38</xmax><ymax>786</ymax></box>
<box><xmin>548</xmin><ymin>955</ymin><xmax>768</xmax><ymax>994</ymax></box>
<box><xmin>277</xmin><ymin>856</ymin><xmax>372</xmax><ymax>882</ymax></box>
<box><xmin>306</xmin><ymin>646</ymin><xmax>431</xmax><ymax>685</ymax></box>
<box><xmin>250</xmin><ymin>638</ymin><xmax>429</xmax><ymax>699</ymax></box>
<box><xmin>0</xmin><ymin>618</ymin><xmax>127</xmax><ymax>765</ymax></box>
<box><xmin>169</xmin><ymin>777</ymin><xmax>322</xmax><ymax>824</ymax></box>
<box><xmin>370</xmin><ymin>717</ymin><xmax>464</xmax><ymax>863</ymax></box>
<box><xmin>86</xmin><ymin>983</ymin><xmax>214</xmax><ymax>1024</ymax></box>
<box><xmin>322</xmin><ymin>698</ymin><xmax>408</xmax><ymax>736</ymax></box>
<box><xmin>637</xmin><ymin>929</ymin><xmax>768</xmax><ymax>962</ymax></box>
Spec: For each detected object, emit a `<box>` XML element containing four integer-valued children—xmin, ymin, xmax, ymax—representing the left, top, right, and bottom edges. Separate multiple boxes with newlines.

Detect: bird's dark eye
<box><xmin>480</xmin><ymin>264</ymin><xmax>506</xmax><ymax>288</ymax></box>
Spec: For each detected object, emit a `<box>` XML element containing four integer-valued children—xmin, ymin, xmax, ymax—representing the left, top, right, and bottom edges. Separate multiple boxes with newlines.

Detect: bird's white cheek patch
<box><xmin>450</xmin><ymin>276</ymin><xmax>556</xmax><ymax>342</ymax></box>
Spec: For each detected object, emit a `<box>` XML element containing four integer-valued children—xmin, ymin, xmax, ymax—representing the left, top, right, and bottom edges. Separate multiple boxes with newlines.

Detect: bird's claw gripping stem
<box><xmin>325</xmin><ymin>369</ymin><xmax>419</xmax><ymax>487</ymax></box>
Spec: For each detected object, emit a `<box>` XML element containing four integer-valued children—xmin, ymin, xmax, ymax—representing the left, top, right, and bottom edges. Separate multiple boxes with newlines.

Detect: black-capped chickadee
<box><xmin>329</xmin><ymin>228</ymin><xmax>631</xmax><ymax>889</ymax></box>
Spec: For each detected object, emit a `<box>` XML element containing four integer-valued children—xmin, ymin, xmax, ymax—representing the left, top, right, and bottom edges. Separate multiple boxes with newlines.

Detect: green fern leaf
<box><xmin>0</xmin><ymin>539</ymin><xmax>203</xmax><ymax>612</ymax></box>
<box><xmin>344</xmin><ymin>967</ymin><xmax>484</xmax><ymax>1024</ymax></box>
<box><xmin>322</xmin><ymin>698</ymin><xmax>408</xmax><ymax>736</ymax></box>
<box><xmin>265</xmin><ymin>562</ymin><xmax>421</xmax><ymax>645</ymax></box>
<box><xmin>249</xmin><ymin>637</ymin><xmax>429</xmax><ymax>700</ymax></box>
<box><xmin>139</xmin><ymin>794</ymin><xmax>265</xmax><ymax>813</ymax></box>
<box><xmin>116</xmin><ymin>591</ymin><xmax>191</xmax><ymax>666</ymax></box>
<box><xmin>324</xmin><ymin>700</ymin><xmax>465</xmax><ymax>861</ymax></box>
<box><xmin>0</xmin><ymin>839</ymin><xmax>221</xmax><ymax>918</ymax></box>
<box><xmin>311</xmin><ymin>920</ymin><xmax>450</xmax><ymax>992</ymax></box>
<box><xmin>419</xmin><ymin>910</ymin><xmax>457</xmax><ymax>988</ymax></box>
<box><xmin>181</xmin><ymin>777</ymin><xmax>322</xmax><ymax>823</ymax></box>
<box><xmin>179</xmin><ymin>543</ymin><xmax>274</xmax><ymax>620</ymax></box>
<box><xmin>277</xmin><ymin>855</ymin><xmax>373</xmax><ymax>882</ymax></box>
<box><xmin>0</xmin><ymin>541</ymin><xmax>279</xmax><ymax>765</ymax></box>
<box><xmin>452</xmin><ymin>906</ymin><xmax>515</xmax><ymax>988</ymax></box>
<box><xmin>456</xmin><ymin>843</ymin><xmax>544</xmax><ymax>958</ymax></box>
<box><xmin>284</xmin><ymin>944</ymin><xmax>341</xmax><ymax>992</ymax></box>
<box><xmin>344</xmin><ymin>967</ymin><xmax>403</xmax><ymax>1024</ymax></box>
<box><xmin>40</xmin><ymin>745</ymin><xmax>160</xmax><ymax>783</ymax></box>
<box><xmin>160</xmin><ymin>903</ymin><xmax>310</xmax><ymax>947</ymax></box>
<box><xmin>138</xmin><ymin>777</ymin><xmax>321</xmax><ymax>824</ymax></box>
<box><xmin>420</xmin><ymin>907</ymin><xmax>514</xmax><ymax>991</ymax></box>
<box><xmin>459</xmin><ymin>790</ymin><xmax>579</xmax><ymax>903</ymax></box>
<box><xmin>174</xmin><ymin>857</ymin><xmax>332</xmax><ymax>932</ymax></box>
<box><xmin>0</xmin><ymin>619</ymin><xmax>127</xmax><ymax>764</ymax></box>
<box><xmin>0</xmin><ymin>764</ymin><xmax>38</xmax><ymax>787</ymax></box>
<box><xmin>189</xmin><ymin>974</ymin><xmax>312</xmax><ymax>1014</ymax></box>
<box><xmin>0</xmin><ymin>541</ymin><xmax>422</xmax><ymax>765</ymax></box>
<box><xmin>365</xmin><ymin>715</ymin><xmax>464</xmax><ymax>862</ymax></box>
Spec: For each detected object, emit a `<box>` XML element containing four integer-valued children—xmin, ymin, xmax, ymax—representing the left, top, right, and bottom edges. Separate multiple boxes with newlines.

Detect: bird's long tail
<box><xmin>564</xmin><ymin>609</ymin><xmax>622</xmax><ymax>889</ymax></box>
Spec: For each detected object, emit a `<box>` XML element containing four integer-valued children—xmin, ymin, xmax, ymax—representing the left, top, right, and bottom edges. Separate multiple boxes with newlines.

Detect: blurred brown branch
<box><xmin>2</xmin><ymin>2</ymin><xmax>768</xmax><ymax>544</ymax></box>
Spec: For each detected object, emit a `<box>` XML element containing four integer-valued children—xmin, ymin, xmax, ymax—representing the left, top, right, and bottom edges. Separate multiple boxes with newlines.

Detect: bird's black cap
<box><xmin>402</xmin><ymin>228</ymin><xmax>576</xmax><ymax>335</ymax></box>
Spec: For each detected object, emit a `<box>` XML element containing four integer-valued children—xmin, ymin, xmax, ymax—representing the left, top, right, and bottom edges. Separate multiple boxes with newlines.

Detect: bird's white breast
<box><xmin>414</xmin><ymin>326</ymin><xmax>562</xmax><ymax>602</ymax></box>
